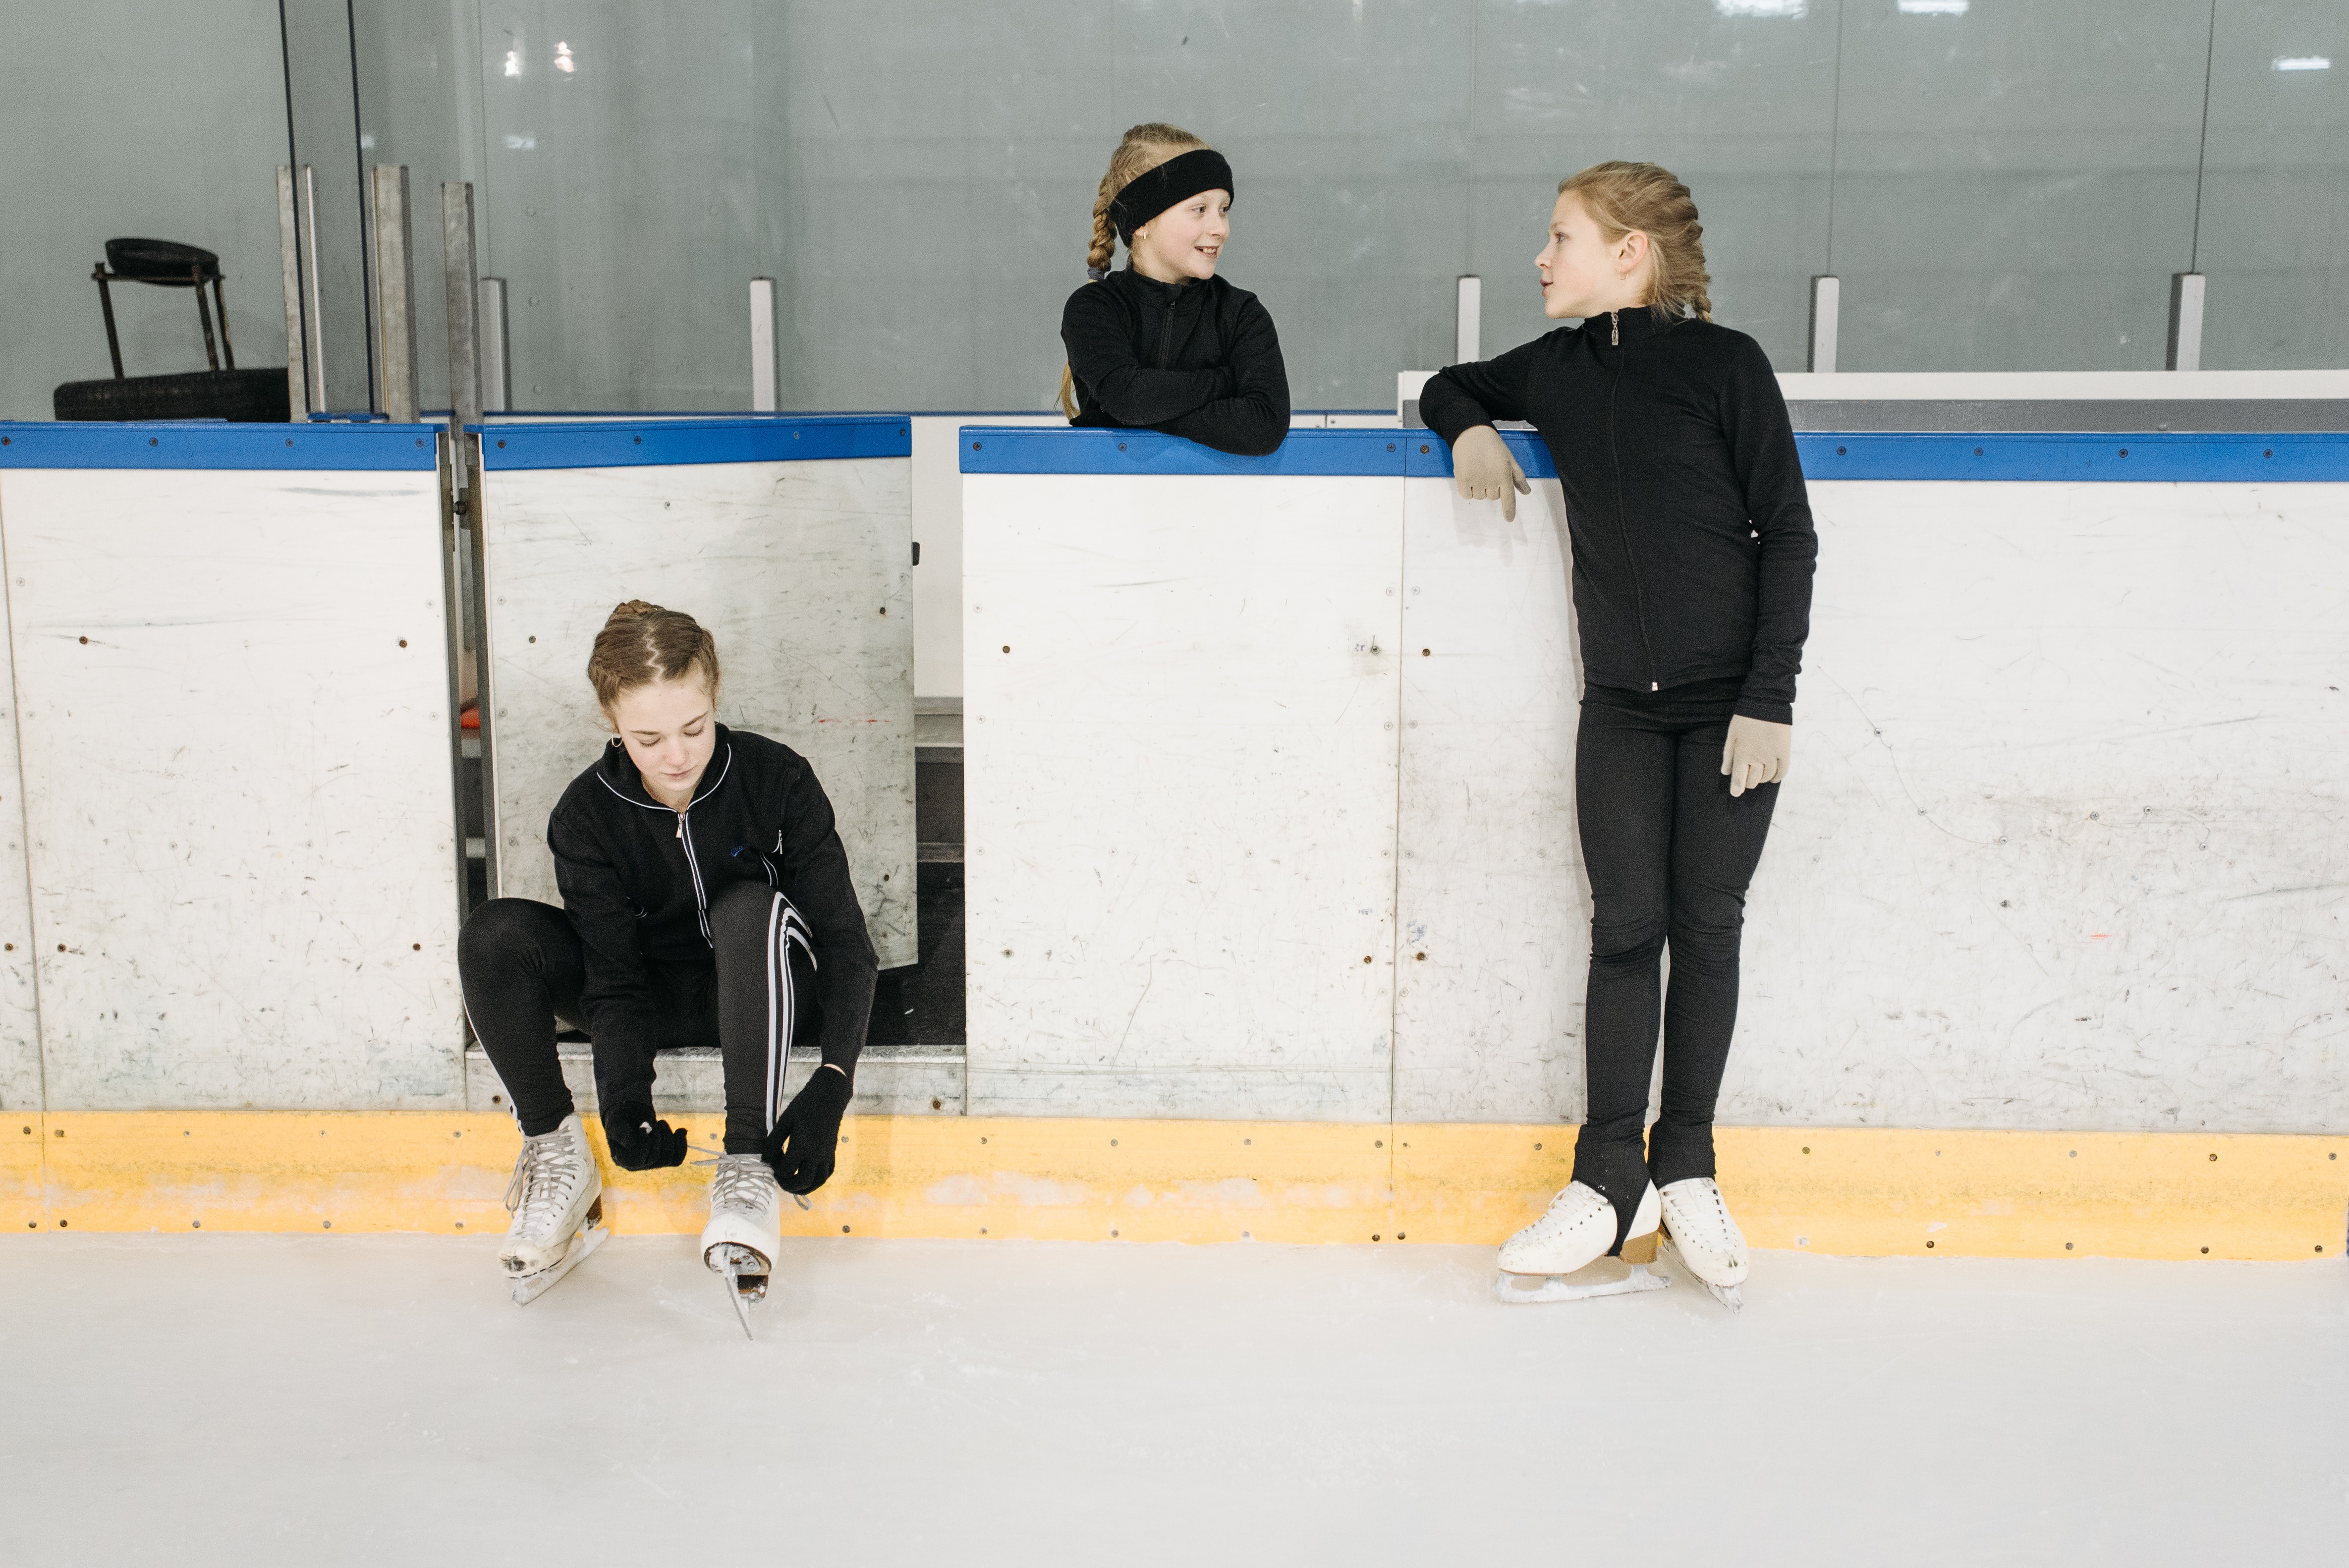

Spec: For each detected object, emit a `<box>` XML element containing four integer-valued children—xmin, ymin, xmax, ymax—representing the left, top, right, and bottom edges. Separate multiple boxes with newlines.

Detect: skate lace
<box><xmin>1668</xmin><ymin>1180</ymin><xmax>1742</xmax><ymax>1252</ymax></box>
<box><xmin>707</xmin><ymin>1154</ymin><xmax>774</xmax><ymax>1217</ymax></box>
<box><xmin>504</xmin><ymin>1132</ymin><xmax>579</xmax><ymax>1231</ymax></box>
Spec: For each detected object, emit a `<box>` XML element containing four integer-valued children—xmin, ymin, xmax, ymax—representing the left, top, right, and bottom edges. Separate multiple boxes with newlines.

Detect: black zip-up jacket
<box><xmin>1061</xmin><ymin>267</ymin><xmax>1290</xmax><ymax>456</ymax></box>
<box><xmin>1419</xmin><ymin>307</ymin><xmax>1817</xmax><ymax>723</ymax></box>
<box><xmin>546</xmin><ymin>725</ymin><xmax>878</xmax><ymax>1105</ymax></box>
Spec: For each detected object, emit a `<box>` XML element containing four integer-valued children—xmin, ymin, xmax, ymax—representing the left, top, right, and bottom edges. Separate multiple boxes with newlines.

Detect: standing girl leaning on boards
<box><xmin>1420</xmin><ymin>162</ymin><xmax>1818</xmax><ymax>1311</ymax></box>
<box><xmin>1057</xmin><ymin>122</ymin><xmax>1290</xmax><ymax>455</ymax></box>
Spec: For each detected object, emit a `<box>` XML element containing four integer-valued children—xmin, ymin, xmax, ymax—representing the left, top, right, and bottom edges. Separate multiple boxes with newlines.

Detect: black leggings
<box><xmin>458</xmin><ymin>882</ymin><xmax>818</xmax><ymax>1153</ymax></box>
<box><xmin>1571</xmin><ymin>676</ymin><xmax>1779</xmax><ymax>1232</ymax></box>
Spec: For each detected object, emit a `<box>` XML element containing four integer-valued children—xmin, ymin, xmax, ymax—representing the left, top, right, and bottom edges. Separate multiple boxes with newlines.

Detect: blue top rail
<box><xmin>962</xmin><ymin>426</ymin><xmax>2349</xmax><ymax>482</ymax></box>
<box><xmin>476</xmin><ymin>416</ymin><xmax>912</xmax><ymax>470</ymax></box>
<box><xmin>0</xmin><ymin>421</ymin><xmax>440</xmax><ymax>471</ymax></box>
<box><xmin>958</xmin><ymin>427</ymin><xmax>1560</xmax><ymax>479</ymax></box>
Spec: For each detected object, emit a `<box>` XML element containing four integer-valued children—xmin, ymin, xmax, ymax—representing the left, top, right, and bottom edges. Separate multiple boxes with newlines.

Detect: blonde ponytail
<box><xmin>1058</xmin><ymin>121</ymin><xmax>1213</xmax><ymax>419</ymax></box>
<box><xmin>1558</xmin><ymin>161</ymin><xmax>1714</xmax><ymax>326</ymax></box>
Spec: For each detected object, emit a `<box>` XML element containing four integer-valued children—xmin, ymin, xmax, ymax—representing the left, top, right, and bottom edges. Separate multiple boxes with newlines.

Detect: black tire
<box><xmin>104</xmin><ymin>237</ymin><xmax>220</xmax><ymax>284</ymax></box>
<box><xmin>53</xmin><ymin>369</ymin><xmax>292</xmax><ymax>423</ymax></box>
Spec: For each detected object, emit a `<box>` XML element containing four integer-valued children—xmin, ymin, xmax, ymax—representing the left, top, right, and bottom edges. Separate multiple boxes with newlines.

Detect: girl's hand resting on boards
<box><xmin>1452</xmin><ymin>425</ymin><xmax>1531</xmax><ymax>521</ymax></box>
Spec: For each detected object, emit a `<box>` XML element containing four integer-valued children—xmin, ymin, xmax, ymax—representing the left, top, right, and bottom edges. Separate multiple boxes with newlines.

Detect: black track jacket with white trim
<box><xmin>546</xmin><ymin>725</ymin><xmax>878</xmax><ymax>1106</ymax></box>
<box><xmin>1418</xmin><ymin>307</ymin><xmax>1817</xmax><ymax>724</ymax></box>
<box><xmin>1061</xmin><ymin>266</ymin><xmax>1291</xmax><ymax>456</ymax></box>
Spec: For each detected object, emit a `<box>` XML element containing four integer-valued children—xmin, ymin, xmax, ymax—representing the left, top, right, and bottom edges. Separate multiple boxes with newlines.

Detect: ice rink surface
<box><xmin>5</xmin><ymin>1236</ymin><xmax>2344</xmax><ymax>1566</ymax></box>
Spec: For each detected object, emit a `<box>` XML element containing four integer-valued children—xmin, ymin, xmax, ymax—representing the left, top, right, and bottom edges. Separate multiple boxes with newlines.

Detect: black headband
<box><xmin>1108</xmin><ymin>149</ymin><xmax>1235</xmax><ymax>245</ymax></box>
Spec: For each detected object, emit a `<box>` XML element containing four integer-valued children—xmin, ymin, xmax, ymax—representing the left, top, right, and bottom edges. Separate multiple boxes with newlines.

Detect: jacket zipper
<box><xmin>676</xmin><ymin>808</ymin><xmax>715</xmax><ymax>947</ymax></box>
<box><xmin>1610</xmin><ymin>309</ymin><xmax>1620</xmax><ymax>347</ymax></box>
<box><xmin>1603</xmin><ymin>319</ymin><xmax>1663</xmax><ymax>690</ymax></box>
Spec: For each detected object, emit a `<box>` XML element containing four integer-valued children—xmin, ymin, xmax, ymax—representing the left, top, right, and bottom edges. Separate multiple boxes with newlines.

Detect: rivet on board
<box><xmin>2209</xmin><ymin>1153</ymin><xmax>2218</xmax><ymax>1162</ymax></box>
<box><xmin>842</xmin><ymin>1226</ymin><xmax>850</xmax><ymax>1234</ymax></box>
<box><xmin>412</xmin><ymin>943</ymin><xmax>421</xmax><ymax>951</ymax></box>
<box><xmin>2200</xmin><ymin>1246</ymin><xmax>2209</xmax><ymax>1253</ymax></box>
<box><xmin>1414</xmin><ymin>952</ymin><xmax>1425</xmax><ymax>960</ymax></box>
<box><xmin>2066</xmin><ymin>1242</ymin><xmax>2073</xmax><ymax>1249</ymax></box>
<box><xmin>1925</xmin><ymin>1240</ymin><xmax>1934</xmax><ymax>1248</ymax></box>
<box><xmin>1362</xmin><ymin>955</ymin><xmax>1372</xmax><ymax>964</ymax></box>
<box><xmin>398</xmin><ymin>639</ymin><xmax>408</xmax><ymax>648</ymax></box>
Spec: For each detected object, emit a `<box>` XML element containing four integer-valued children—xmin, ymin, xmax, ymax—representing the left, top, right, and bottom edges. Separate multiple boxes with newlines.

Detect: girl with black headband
<box><xmin>1056</xmin><ymin>123</ymin><xmax>1290</xmax><ymax>456</ymax></box>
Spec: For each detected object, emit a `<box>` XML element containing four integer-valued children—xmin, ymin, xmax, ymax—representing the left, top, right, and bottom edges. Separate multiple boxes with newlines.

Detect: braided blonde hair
<box><xmin>1057</xmin><ymin>121</ymin><xmax>1213</xmax><ymax>419</ymax></box>
<box><xmin>1558</xmin><ymin>161</ymin><xmax>1713</xmax><ymax>326</ymax></box>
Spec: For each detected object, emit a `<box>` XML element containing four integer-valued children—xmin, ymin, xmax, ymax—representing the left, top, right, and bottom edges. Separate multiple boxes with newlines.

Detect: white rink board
<box><xmin>1</xmin><ymin>468</ymin><xmax>463</xmax><ymax>1109</ymax></box>
<box><xmin>1735</xmin><ymin>481</ymin><xmax>2349</xmax><ymax>1133</ymax></box>
<box><xmin>479</xmin><ymin>458</ymin><xmax>916</xmax><ymax>967</ymax></box>
<box><xmin>1398</xmin><ymin>478</ymin><xmax>2349</xmax><ymax>1132</ymax></box>
<box><xmin>0</xmin><ymin>578</ymin><xmax>39</xmax><ymax>1112</ymax></box>
<box><xmin>962</xmin><ymin>473</ymin><xmax>1403</xmax><ymax>1119</ymax></box>
<box><xmin>1392</xmin><ymin>475</ymin><xmax>1588</xmax><ymax>1121</ymax></box>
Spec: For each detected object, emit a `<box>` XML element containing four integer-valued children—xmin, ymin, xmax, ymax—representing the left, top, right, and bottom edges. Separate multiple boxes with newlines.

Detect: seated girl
<box><xmin>458</xmin><ymin>601</ymin><xmax>878</xmax><ymax>1332</ymax></box>
<box><xmin>1057</xmin><ymin>122</ymin><xmax>1290</xmax><ymax>456</ymax></box>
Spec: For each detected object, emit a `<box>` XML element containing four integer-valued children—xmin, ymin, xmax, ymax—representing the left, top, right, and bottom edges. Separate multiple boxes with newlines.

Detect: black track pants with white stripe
<box><xmin>458</xmin><ymin>881</ymin><xmax>819</xmax><ymax>1152</ymax></box>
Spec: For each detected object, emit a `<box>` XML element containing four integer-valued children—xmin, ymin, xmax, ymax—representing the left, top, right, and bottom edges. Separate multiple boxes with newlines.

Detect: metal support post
<box><xmin>369</xmin><ymin>164</ymin><xmax>420</xmax><ymax>422</ymax></box>
<box><xmin>300</xmin><ymin>166</ymin><xmax>327</xmax><ymax>409</ymax></box>
<box><xmin>477</xmin><ymin>279</ymin><xmax>512</xmax><ymax>412</ymax></box>
<box><xmin>1454</xmin><ymin>276</ymin><xmax>1481</xmax><ymax>365</ymax></box>
<box><xmin>1808</xmin><ymin>276</ymin><xmax>1840</xmax><ymax>373</ymax></box>
<box><xmin>750</xmin><ymin>277</ymin><xmax>778</xmax><ymax>411</ymax></box>
<box><xmin>277</xmin><ymin>167</ymin><xmax>310</xmax><ymax>420</ymax></box>
<box><xmin>443</xmin><ymin>182</ymin><xmax>483</xmax><ymax>491</ymax></box>
<box><xmin>2167</xmin><ymin>273</ymin><xmax>2205</xmax><ymax>372</ymax></box>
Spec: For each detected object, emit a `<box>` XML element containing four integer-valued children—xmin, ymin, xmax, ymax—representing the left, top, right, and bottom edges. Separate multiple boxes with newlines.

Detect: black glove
<box><xmin>762</xmin><ymin>1066</ymin><xmax>851</xmax><ymax>1194</ymax></box>
<box><xmin>601</xmin><ymin>1105</ymin><xmax>689</xmax><ymax>1171</ymax></box>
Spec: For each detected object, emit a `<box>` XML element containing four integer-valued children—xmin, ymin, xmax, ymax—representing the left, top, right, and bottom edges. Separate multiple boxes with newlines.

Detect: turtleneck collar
<box><xmin>1119</xmin><ymin>265</ymin><xmax>1211</xmax><ymax>307</ymax></box>
<box><xmin>1585</xmin><ymin>304</ymin><xmax>1675</xmax><ymax>344</ymax></box>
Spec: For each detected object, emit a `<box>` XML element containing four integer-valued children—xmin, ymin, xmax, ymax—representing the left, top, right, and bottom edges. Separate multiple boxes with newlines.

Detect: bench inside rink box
<box><xmin>959</xmin><ymin>425</ymin><xmax>2349</xmax><ymax>1135</ymax></box>
<box><xmin>469</xmin><ymin>416</ymin><xmax>953</xmax><ymax>1116</ymax></box>
<box><xmin>0</xmin><ymin>420</ymin><xmax>464</xmax><ymax>1113</ymax></box>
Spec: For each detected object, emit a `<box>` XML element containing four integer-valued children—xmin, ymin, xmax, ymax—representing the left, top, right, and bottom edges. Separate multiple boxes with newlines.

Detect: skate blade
<box><xmin>1493</xmin><ymin>1258</ymin><xmax>1670</xmax><ymax>1305</ymax></box>
<box><xmin>509</xmin><ymin>1222</ymin><xmax>610</xmax><ymax>1307</ymax></box>
<box><xmin>706</xmin><ymin>1243</ymin><xmax>770</xmax><ymax>1340</ymax></box>
<box><xmin>1657</xmin><ymin>1235</ymin><xmax>1746</xmax><ymax>1312</ymax></box>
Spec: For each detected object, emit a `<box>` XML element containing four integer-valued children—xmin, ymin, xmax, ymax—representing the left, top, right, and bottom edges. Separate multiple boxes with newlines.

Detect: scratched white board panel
<box><xmin>479</xmin><ymin>459</ymin><xmax>916</xmax><ymax>967</ymax></box>
<box><xmin>1391</xmin><ymin>476</ymin><xmax>1587</xmax><ymax>1122</ymax></box>
<box><xmin>1731</xmin><ymin>481</ymin><xmax>2349</xmax><ymax>1133</ymax></box>
<box><xmin>962</xmin><ymin>473</ymin><xmax>1403</xmax><ymax>1120</ymax></box>
<box><xmin>0</xmin><ymin>572</ymin><xmax>39</xmax><ymax>1113</ymax></box>
<box><xmin>1</xmin><ymin>469</ymin><xmax>462</xmax><ymax>1109</ymax></box>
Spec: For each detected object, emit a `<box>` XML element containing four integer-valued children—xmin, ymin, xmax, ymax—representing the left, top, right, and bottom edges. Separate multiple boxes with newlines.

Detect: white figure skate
<box><xmin>1494</xmin><ymin>1179</ymin><xmax>1669</xmax><ymax>1305</ymax></box>
<box><xmin>1658</xmin><ymin>1176</ymin><xmax>1749</xmax><ymax>1311</ymax></box>
<box><xmin>701</xmin><ymin>1153</ymin><xmax>784</xmax><ymax>1340</ymax></box>
<box><xmin>502</xmin><ymin>1114</ymin><xmax>608</xmax><ymax>1306</ymax></box>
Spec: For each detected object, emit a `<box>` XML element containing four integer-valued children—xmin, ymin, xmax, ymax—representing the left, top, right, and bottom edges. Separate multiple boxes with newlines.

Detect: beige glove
<box><xmin>1721</xmin><ymin>715</ymin><xmax>1791</xmax><ymax>798</ymax></box>
<box><xmin>1452</xmin><ymin>425</ymin><xmax>1531</xmax><ymax>521</ymax></box>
